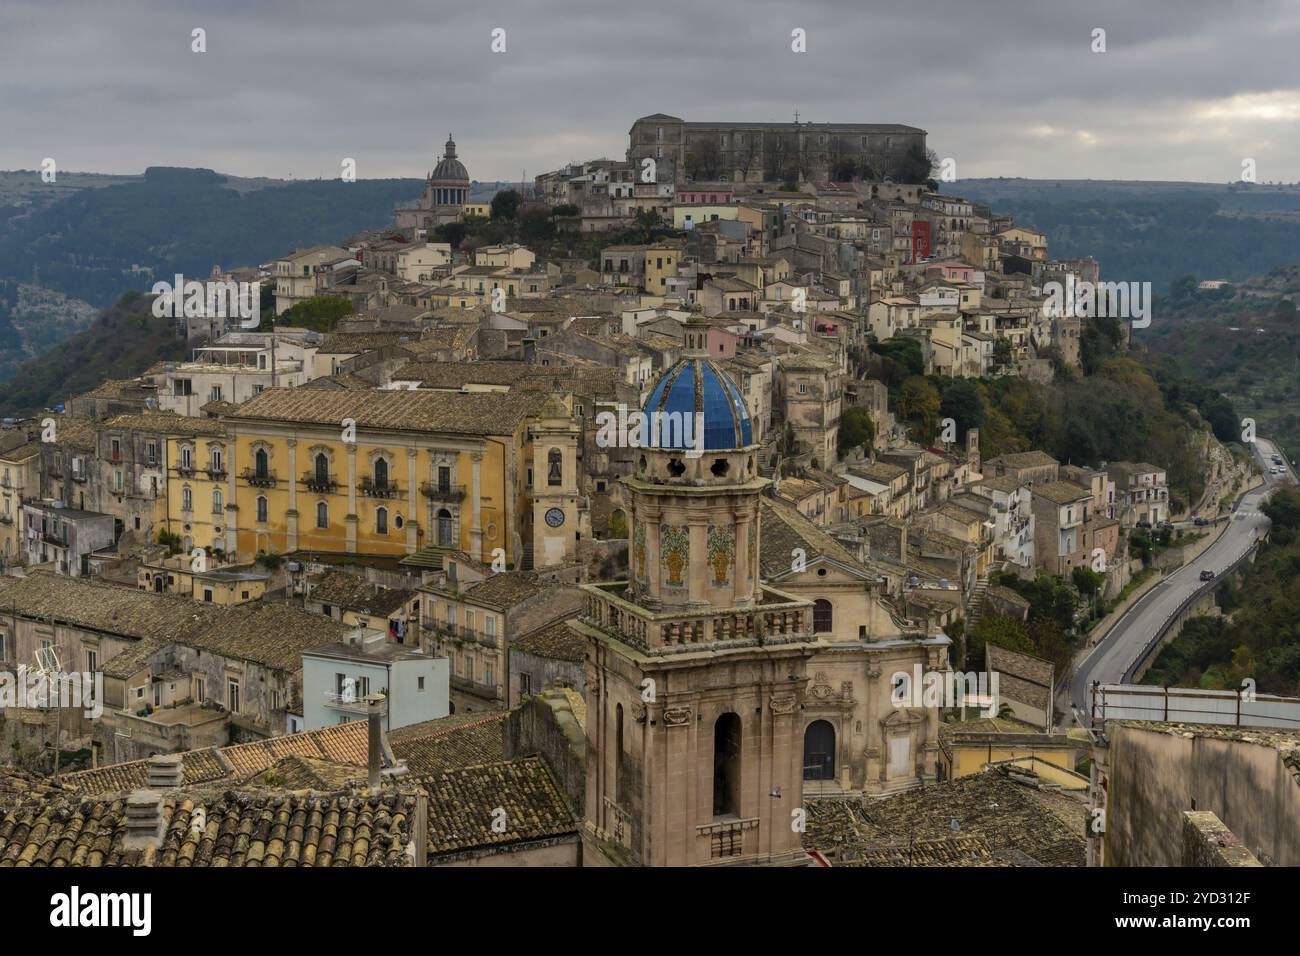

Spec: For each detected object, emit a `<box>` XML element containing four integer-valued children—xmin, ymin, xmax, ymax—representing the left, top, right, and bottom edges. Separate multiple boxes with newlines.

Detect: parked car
<box><xmin>1193</xmin><ymin>517</ymin><xmax>1210</xmax><ymax>527</ymax></box>
<box><xmin>1136</xmin><ymin>520</ymin><xmax>1152</xmax><ymax>529</ymax></box>
<box><xmin>1199</xmin><ymin>569</ymin><xmax>1215</xmax><ymax>582</ymax></box>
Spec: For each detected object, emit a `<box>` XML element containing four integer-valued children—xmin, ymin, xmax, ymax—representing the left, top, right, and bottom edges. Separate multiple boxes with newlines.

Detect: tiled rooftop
<box><xmin>419</xmin><ymin>756</ymin><xmax>577</xmax><ymax>858</ymax></box>
<box><xmin>227</xmin><ymin>386</ymin><xmax>546</xmax><ymax>436</ymax></box>
<box><xmin>0</xmin><ymin>785</ymin><xmax>421</xmax><ymax>866</ymax></box>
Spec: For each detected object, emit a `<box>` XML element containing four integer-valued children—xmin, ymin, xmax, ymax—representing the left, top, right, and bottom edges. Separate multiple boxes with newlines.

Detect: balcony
<box><xmin>301</xmin><ymin>473</ymin><xmax>338</xmax><ymax>494</ymax></box>
<box><xmin>0</xmin><ymin>514</ymin><xmax>11</xmax><ymax>525</ymax></box>
<box><xmin>579</xmin><ymin>581</ymin><xmax>813</xmax><ymax>654</ymax></box>
<box><xmin>420</xmin><ymin>481</ymin><xmax>466</xmax><ymax>502</ymax></box>
<box><xmin>206</xmin><ymin>467</ymin><xmax>228</xmax><ymax>481</ymax></box>
<box><xmin>242</xmin><ymin>468</ymin><xmax>277</xmax><ymax>488</ymax></box>
<box><xmin>322</xmin><ymin>691</ymin><xmax>378</xmax><ymax>715</ymax></box>
<box><xmin>359</xmin><ymin>477</ymin><xmax>400</xmax><ymax>499</ymax></box>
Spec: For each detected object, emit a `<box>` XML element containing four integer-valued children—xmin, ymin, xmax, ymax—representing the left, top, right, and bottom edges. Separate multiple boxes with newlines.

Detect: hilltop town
<box><xmin>0</xmin><ymin>114</ymin><xmax>1289</xmax><ymax>870</ymax></box>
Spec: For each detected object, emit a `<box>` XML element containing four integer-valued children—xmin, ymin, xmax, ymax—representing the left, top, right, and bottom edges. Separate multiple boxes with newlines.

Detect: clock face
<box><xmin>545</xmin><ymin>507</ymin><xmax>566</xmax><ymax>528</ymax></box>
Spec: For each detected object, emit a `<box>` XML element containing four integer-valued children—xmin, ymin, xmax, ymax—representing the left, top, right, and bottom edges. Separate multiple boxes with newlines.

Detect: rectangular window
<box><xmin>227</xmin><ymin>678</ymin><xmax>240</xmax><ymax>713</ymax></box>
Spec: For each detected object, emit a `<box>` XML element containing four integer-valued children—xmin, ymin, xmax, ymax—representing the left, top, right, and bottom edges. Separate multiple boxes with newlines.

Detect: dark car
<box><xmin>1136</xmin><ymin>520</ymin><xmax>1152</xmax><ymax>529</ymax></box>
<box><xmin>1193</xmin><ymin>517</ymin><xmax>1210</xmax><ymax>527</ymax></box>
<box><xmin>1199</xmin><ymin>569</ymin><xmax>1215</xmax><ymax>582</ymax></box>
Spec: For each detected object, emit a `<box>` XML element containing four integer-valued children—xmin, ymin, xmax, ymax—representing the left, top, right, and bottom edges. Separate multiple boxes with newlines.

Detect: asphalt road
<box><xmin>1069</xmin><ymin>438</ymin><xmax>1291</xmax><ymax>722</ymax></box>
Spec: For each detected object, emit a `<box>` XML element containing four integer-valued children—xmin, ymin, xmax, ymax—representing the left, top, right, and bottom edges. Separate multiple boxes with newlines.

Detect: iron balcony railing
<box><xmin>420</xmin><ymin>482</ymin><xmax>466</xmax><ymax>502</ymax></box>
<box><xmin>242</xmin><ymin>468</ymin><xmax>277</xmax><ymax>488</ymax></box>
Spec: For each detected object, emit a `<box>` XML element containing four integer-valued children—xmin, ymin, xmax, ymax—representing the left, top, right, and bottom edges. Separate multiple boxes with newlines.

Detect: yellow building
<box><xmin>0</xmin><ymin>433</ymin><xmax>41</xmax><ymax>568</ymax></box>
<box><xmin>938</xmin><ymin>716</ymin><xmax>1088</xmax><ymax>781</ymax></box>
<box><xmin>644</xmin><ymin>238</ymin><xmax>684</xmax><ymax>294</ymax></box>
<box><xmin>474</xmin><ymin>243</ymin><xmax>536</xmax><ymax>271</ymax></box>
<box><xmin>137</xmin><ymin>557</ymin><xmax>271</xmax><ymax>604</ymax></box>
<box><xmin>219</xmin><ymin>387</ymin><xmax>564</xmax><ymax>567</ymax></box>
<box><xmin>162</xmin><ymin>417</ymin><xmax>233</xmax><ymax>555</ymax></box>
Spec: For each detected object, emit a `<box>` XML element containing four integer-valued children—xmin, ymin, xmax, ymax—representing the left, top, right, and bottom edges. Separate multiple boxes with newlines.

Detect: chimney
<box><xmin>123</xmin><ymin>791</ymin><xmax>165</xmax><ymax>851</ymax></box>
<box><xmin>366</xmin><ymin>693</ymin><xmax>387</xmax><ymax>789</ymax></box>
<box><xmin>145</xmin><ymin>753</ymin><xmax>183</xmax><ymax>789</ymax></box>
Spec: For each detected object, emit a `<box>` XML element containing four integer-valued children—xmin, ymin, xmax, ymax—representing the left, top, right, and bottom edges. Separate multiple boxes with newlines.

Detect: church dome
<box><xmin>431</xmin><ymin>135</ymin><xmax>469</xmax><ymax>183</ymax></box>
<box><xmin>643</xmin><ymin>357</ymin><xmax>753</xmax><ymax>451</ymax></box>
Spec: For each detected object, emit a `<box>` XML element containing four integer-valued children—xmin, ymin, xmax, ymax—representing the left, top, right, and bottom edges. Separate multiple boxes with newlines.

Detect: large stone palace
<box><xmin>627</xmin><ymin>113</ymin><xmax>927</xmax><ymax>184</ymax></box>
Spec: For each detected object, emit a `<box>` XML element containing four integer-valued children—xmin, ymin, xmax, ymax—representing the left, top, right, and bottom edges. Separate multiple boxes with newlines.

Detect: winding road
<box><xmin>1069</xmin><ymin>438</ymin><xmax>1290</xmax><ymax>721</ymax></box>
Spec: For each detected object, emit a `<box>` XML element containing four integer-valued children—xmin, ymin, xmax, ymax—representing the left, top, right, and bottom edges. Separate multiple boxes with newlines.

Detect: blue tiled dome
<box><xmin>643</xmin><ymin>358</ymin><xmax>753</xmax><ymax>451</ymax></box>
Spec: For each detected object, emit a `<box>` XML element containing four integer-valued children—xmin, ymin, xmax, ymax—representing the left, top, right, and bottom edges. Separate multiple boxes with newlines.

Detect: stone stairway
<box><xmin>965</xmin><ymin>576</ymin><xmax>990</xmax><ymax>628</ymax></box>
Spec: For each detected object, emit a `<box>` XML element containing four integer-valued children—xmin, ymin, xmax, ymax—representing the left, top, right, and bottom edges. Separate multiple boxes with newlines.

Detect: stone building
<box><xmin>395</xmin><ymin>135</ymin><xmax>472</xmax><ymax>234</ymax></box>
<box><xmin>627</xmin><ymin>113</ymin><xmax>927</xmax><ymax>184</ymax></box>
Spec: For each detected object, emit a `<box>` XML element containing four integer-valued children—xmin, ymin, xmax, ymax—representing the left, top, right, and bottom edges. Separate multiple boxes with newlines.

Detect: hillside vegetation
<box><xmin>0</xmin><ymin>291</ymin><xmax>187</xmax><ymax>415</ymax></box>
<box><xmin>948</xmin><ymin>180</ymin><xmax>1300</xmax><ymax>292</ymax></box>
<box><xmin>1142</xmin><ymin>487</ymin><xmax>1300</xmax><ymax>695</ymax></box>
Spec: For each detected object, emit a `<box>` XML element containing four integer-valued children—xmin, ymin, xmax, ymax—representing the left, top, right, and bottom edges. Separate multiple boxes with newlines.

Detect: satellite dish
<box><xmin>35</xmin><ymin>645</ymin><xmax>62</xmax><ymax>675</ymax></box>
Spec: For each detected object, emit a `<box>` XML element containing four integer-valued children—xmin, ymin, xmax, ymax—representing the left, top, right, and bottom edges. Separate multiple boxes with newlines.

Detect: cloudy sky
<box><xmin>3</xmin><ymin>0</ymin><xmax>1299</xmax><ymax>184</ymax></box>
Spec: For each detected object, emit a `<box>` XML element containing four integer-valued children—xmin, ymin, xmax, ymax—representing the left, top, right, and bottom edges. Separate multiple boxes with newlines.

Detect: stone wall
<box><xmin>504</xmin><ymin>688</ymin><xmax>585</xmax><ymax>813</ymax></box>
<box><xmin>1181</xmin><ymin>811</ymin><xmax>1262</xmax><ymax>867</ymax></box>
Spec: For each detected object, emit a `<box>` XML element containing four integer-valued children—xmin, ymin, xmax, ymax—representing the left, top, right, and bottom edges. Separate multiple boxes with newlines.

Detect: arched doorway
<box><xmin>437</xmin><ymin>508</ymin><xmax>452</xmax><ymax>546</ymax></box>
<box><xmin>803</xmin><ymin>720</ymin><xmax>836</xmax><ymax>780</ymax></box>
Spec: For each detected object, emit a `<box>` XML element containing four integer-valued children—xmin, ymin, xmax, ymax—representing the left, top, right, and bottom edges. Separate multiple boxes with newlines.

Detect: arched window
<box><xmin>212</xmin><ymin>488</ymin><xmax>223</xmax><ymax>514</ymax></box>
<box><xmin>813</xmin><ymin>599</ymin><xmax>833</xmax><ymax>634</ymax></box>
<box><xmin>315</xmin><ymin>453</ymin><xmax>329</xmax><ymax>485</ymax></box>
<box><xmin>803</xmin><ymin>720</ymin><xmax>836</xmax><ymax>780</ymax></box>
<box><xmin>255</xmin><ymin>448</ymin><xmax>269</xmax><ymax>479</ymax></box>
<box><xmin>712</xmin><ymin>713</ymin><xmax>742</xmax><ymax>817</ymax></box>
<box><xmin>437</xmin><ymin>508</ymin><xmax>452</xmax><ymax>546</ymax></box>
<box><xmin>376</xmin><ymin>507</ymin><xmax>388</xmax><ymax>534</ymax></box>
<box><xmin>316</xmin><ymin>501</ymin><xmax>328</xmax><ymax>529</ymax></box>
<box><xmin>256</xmin><ymin>496</ymin><xmax>268</xmax><ymax>523</ymax></box>
<box><xmin>547</xmin><ymin>448</ymin><xmax>563</xmax><ymax>487</ymax></box>
<box><xmin>374</xmin><ymin>457</ymin><xmax>389</xmax><ymax>490</ymax></box>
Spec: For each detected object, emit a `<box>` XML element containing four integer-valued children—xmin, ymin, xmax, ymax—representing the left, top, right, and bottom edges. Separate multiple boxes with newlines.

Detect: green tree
<box><xmin>896</xmin><ymin>376</ymin><xmax>941</xmax><ymax>441</ymax></box>
<box><xmin>490</xmin><ymin>189</ymin><xmax>521</xmax><ymax>221</ymax></box>
<box><xmin>967</xmin><ymin>612</ymin><xmax>1034</xmax><ymax>669</ymax></box>
<box><xmin>837</xmin><ymin>405</ymin><xmax>875</xmax><ymax>458</ymax></box>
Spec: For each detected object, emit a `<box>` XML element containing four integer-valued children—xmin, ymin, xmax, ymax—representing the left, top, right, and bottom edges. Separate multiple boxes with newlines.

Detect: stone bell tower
<box><xmin>530</xmin><ymin>395</ymin><xmax>581</xmax><ymax>568</ymax></box>
<box><xmin>576</xmin><ymin>315</ymin><xmax>818</xmax><ymax>866</ymax></box>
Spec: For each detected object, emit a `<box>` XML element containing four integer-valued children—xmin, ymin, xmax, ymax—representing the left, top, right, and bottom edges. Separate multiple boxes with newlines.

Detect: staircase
<box><xmin>965</xmin><ymin>576</ymin><xmax>990</xmax><ymax>629</ymax></box>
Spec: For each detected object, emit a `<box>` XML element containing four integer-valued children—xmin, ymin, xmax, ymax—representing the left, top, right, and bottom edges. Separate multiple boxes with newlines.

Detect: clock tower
<box><xmin>530</xmin><ymin>395</ymin><xmax>581</xmax><ymax>568</ymax></box>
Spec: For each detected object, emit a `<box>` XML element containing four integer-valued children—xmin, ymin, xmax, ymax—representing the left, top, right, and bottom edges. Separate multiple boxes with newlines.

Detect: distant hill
<box><xmin>0</xmin><ymin>166</ymin><xmax>427</xmax><ymax>385</ymax></box>
<box><xmin>1137</xmin><ymin>265</ymin><xmax>1300</xmax><ymax>459</ymax></box>
<box><xmin>945</xmin><ymin>179</ymin><xmax>1300</xmax><ymax>293</ymax></box>
<box><xmin>0</xmin><ymin>167</ymin><xmax>424</xmax><ymax>308</ymax></box>
<box><xmin>0</xmin><ymin>291</ymin><xmax>187</xmax><ymax>416</ymax></box>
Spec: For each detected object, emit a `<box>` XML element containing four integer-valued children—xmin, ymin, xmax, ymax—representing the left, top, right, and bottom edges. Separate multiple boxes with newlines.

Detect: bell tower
<box><xmin>578</xmin><ymin>318</ymin><xmax>817</xmax><ymax>866</ymax></box>
<box><xmin>530</xmin><ymin>395</ymin><xmax>581</xmax><ymax>568</ymax></box>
